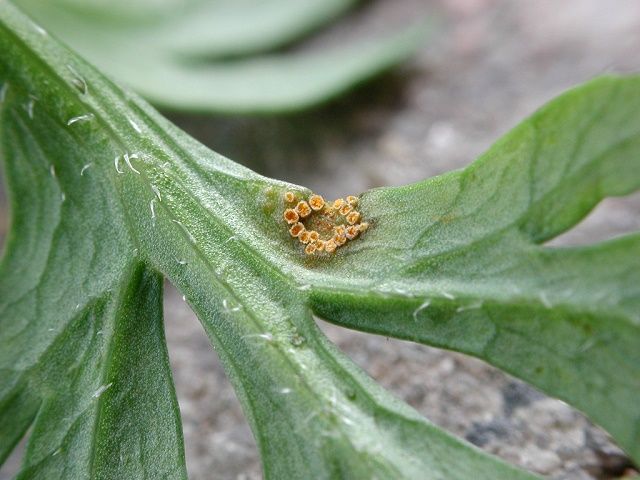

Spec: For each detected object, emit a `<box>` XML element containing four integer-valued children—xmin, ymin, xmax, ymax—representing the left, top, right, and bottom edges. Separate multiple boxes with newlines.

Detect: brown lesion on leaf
<box><xmin>282</xmin><ymin>191</ymin><xmax>369</xmax><ymax>256</ymax></box>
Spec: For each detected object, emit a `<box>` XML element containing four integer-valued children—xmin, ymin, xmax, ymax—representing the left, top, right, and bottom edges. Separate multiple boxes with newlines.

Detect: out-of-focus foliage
<box><xmin>12</xmin><ymin>0</ymin><xmax>428</xmax><ymax>113</ymax></box>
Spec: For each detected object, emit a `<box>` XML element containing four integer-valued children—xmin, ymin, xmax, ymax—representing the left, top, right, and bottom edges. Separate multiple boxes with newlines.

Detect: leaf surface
<box><xmin>0</xmin><ymin>3</ymin><xmax>534</xmax><ymax>479</ymax></box>
<box><xmin>307</xmin><ymin>78</ymin><xmax>640</xmax><ymax>461</ymax></box>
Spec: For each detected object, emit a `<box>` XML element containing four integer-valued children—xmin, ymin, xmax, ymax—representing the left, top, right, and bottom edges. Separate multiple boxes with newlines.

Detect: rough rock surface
<box><xmin>1</xmin><ymin>0</ymin><xmax>640</xmax><ymax>479</ymax></box>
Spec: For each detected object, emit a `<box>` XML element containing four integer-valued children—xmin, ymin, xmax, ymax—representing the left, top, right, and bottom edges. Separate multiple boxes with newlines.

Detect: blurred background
<box><xmin>2</xmin><ymin>0</ymin><xmax>640</xmax><ymax>478</ymax></box>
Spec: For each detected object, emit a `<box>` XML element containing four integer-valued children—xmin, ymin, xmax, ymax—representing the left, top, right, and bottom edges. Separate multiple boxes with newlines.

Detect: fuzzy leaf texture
<box><xmin>0</xmin><ymin>3</ymin><xmax>639</xmax><ymax>479</ymax></box>
<box><xmin>10</xmin><ymin>0</ymin><xmax>429</xmax><ymax>114</ymax></box>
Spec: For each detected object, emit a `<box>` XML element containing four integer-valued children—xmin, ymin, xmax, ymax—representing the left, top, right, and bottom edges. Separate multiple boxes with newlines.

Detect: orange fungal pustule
<box><xmin>284</xmin><ymin>208</ymin><xmax>299</xmax><ymax>224</ymax></box>
<box><xmin>299</xmin><ymin>231</ymin><xmax>311</xmax><ymax>244</ymax></box>
<box><xmin>339</xmin><ymin>203</ymin><xmax>352</xmax><ymax>216</ymax></box>
<box><xmin>346</xmin><ymin>211</ymin><xmax>360</xmax><ymax>225</ymax></box>
<box><xmin>289</xmin><ymin>222</ymin><xmax>305</xmax><ymax>237</ymax></box>
<box><xmin>282</xmin><ymin>191</ymin><xmax>368</xmax><ymax>255</ymax></box>
<box><xmin>309</xmin><ymin>194</ymin><xmax>325</xmax><ymax>211</ymax></box>
<box><xmin>295</xmin><ymin>201</ymin><xmax>312</xmax><ymax>218</ymax></box>
<box><xmin>345</xmin><ymin>225</ymin><xmax>359</xmax><ymax>240</ymax></box>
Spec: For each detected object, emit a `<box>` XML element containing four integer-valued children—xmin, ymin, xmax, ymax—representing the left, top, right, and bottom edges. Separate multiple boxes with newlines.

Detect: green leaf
<box><xmin>0</xmin><ymin>3</ymin><xmax>535</xmax><ymax>479</ymax></box>
<box><xmin>308</xmin><ymin>78</ymin><xmax>640</xmax><ymax>461</ymax></box>
<box><xmin>12</xmin><ymin>0</ymin><xmax>428</xmax><ymax>113</ymax></box>
<box><xmin>1</xmin><ymin>2</ymin><xmax>638</xmax><ymax>479</ymax></box>
<box><xmin>39</xmin><ymin>0</ymin><xmax>360</xmax><ymax>58</ymax></box>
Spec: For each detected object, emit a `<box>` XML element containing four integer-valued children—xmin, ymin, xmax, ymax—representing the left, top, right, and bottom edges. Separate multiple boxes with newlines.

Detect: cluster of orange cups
<box><xmin>283</xmin><ymin>191</ymin><xmax>369</xmax><ymax>255</ymax></box>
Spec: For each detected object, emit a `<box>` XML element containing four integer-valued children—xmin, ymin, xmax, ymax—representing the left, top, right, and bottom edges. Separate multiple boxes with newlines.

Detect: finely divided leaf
<box><xmin>0</xmin><ymin>3</ymin><xmax>537</xmax><ymax>478</ymax></box>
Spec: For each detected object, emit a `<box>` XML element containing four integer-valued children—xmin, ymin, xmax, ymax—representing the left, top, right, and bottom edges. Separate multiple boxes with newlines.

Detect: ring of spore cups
<box><xmin>283</xmin><ymin>191</ymin><xmax>369</xmax><ymax>255</ymax></box>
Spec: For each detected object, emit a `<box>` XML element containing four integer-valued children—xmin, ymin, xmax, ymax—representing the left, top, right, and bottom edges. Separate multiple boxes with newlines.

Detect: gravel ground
<box><xmin>1</xmin><ymin>0</ymin><xmax>640</xmax><ymax>479</ymax></box>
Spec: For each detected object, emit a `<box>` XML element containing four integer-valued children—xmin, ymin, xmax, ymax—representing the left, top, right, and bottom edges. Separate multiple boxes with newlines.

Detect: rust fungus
<box><xmin>295</xmin><ymin>200</ymin><xmax>312</xmax><ymax>218</ymax></box>
<box><xmin>345</xmin><ymin>225</ymin><xmax>359</xmax><ymax>240</ymax></box>
<box><xmin>339</xmin><ymin>203</ymin><xmax>352</xmax><ymax>216</ymax></box>
<box><xmin>346</xmin><ymin>211</ymin><xmax>360</xmax><ymax>225</ymax></box>
<box><xmin>289</xmin><ymin>222</ymin><xmax>305</xmax><ymax>237</ymax></box>
<box><xmin>283</xmin><ymin>208</ymin><xmax>299</xmax><ymax>224</ymax></box>
<box><xmin>299</xmin><ymin>231</ymin><xmax>311</xmax><ymax>244</ymax></box>
<box><xmin>309</xmin><ymin>194</ymin><xmax>325</xmax><ymax>211</ymax></box>
<box><xmin>283</xmin><ymin>191</ymin><xmax>368</xmax><ymax>255</ymax></box>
